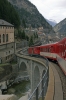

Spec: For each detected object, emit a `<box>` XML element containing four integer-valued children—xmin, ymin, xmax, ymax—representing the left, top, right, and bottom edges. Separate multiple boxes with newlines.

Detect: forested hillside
<box><xmin>8</xmin><ymin>0</ymin><xmax>53</xmax><ymax>30</ymax></box>
<box><xmin>0</xmin><ymin>0</ymin><xmax>55</xmax><ymax>34</ymax></box>
<box><xmin>0</xmin><ymin>0</ymin><xmax>20</xmax><ymax>28</ymax></box>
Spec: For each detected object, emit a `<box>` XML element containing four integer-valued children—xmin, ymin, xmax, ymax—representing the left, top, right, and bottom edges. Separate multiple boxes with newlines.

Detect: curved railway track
<box><xmin>17</xmin><ymin>48</ymin><xmax>66</xmax><ymax>100</ymax></box>
<box><xmin>50</xmin><ymin>61</ymin><xmax>66</xmax><ymax>100</ymax></box>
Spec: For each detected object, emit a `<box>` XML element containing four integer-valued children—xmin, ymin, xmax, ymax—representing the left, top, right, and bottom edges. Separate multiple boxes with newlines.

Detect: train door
<box><xmin>34</xmin><ymin>47</ymin><xmax>40</xmax><ymax>54</ymax></box>
<box><xmin>59</xmin><ymin>44</ymin><xmax>63</xmax><ymax>56</ymax></box>
<box><xmin>59</xmin><ymin>46</ymin><xmax>61</xmax><ymax>55</ymax></box>
<box><xmin>64</xmin><ymin>44</ymin><xmax>66</xmax><ymax>58</ymax></box>
<box><xmin>60</xmin><ymin>44</ymin><xmax>65</xmax><ymax>58</ymax></box>
<box><xmin>64</xmin><ymin>42</ymin><xmax>66</xmax><ymax>59</ymax></box>
<box><xmin>64</xmin><ymin>44</ymin><xmax>65</xmax><ymax>58</ymax></box>
<box><xmin>62</xmin><ymin>44</ymin><xmax>65</xmax><ymax>58</ymax></box>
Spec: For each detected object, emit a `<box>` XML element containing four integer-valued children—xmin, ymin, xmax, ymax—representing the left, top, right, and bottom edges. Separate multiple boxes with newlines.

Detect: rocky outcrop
<box><xmin>8</xmin><ymin>0</ymin><xmax>53</xmax><ymax>31</ymax></box>
<box><xmin>53</xmin><ymin>18</ymin><xmax>66</xmax><ymax>36</ymax></box>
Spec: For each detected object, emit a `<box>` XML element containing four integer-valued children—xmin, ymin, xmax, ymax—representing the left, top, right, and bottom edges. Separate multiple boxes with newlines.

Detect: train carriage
<box><xmin>40</xmin><ymin>43</ymin><xmax>58</xmax><ymax>60</ymax></box>
<box><xmin>28</xmin><ymin>47</ymin><xmax>34</xmax><ymax>55</ymax></box>
<box><xmin>28</xmin><ymin>37</ymin><xmax>66</xmax><ymax>75</ymax></box>
<box><xmin>28</xmin><ymin>46</ymin><xmax>40</xmax><ymax>55</ymax></box>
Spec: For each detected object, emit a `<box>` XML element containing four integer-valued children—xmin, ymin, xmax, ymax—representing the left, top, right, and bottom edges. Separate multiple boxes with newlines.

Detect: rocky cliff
<box><xmin>53</xmin><ymin>18</ymin><xmax>66</xmax><ymax>36</ymax></box>
<box><xmin>8</xmin><ymin>0</ymin><xmax>53</xmax><ymax>31</ymax></box>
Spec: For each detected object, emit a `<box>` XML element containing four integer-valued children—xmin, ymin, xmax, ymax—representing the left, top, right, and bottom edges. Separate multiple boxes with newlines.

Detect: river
<box><xmin>7</xmin><ymin>80</ymin><xmax>30</xmax><ymax>99</ymax></box>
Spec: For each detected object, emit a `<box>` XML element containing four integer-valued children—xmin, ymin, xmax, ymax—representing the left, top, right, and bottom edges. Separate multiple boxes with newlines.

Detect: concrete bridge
<box><xmin>16</xmin><ymin>52</ymin><xmax>49</xmax><ymax>95</ymax></box>
<box><xmin>0</xmin><ymin>49</ymin><xmax>63</xmax><ymax>100</ymax></box>
<box><xmin>0</xmin><ymin>50</ymin><xmax>49</xmax><ymax>100</ymax></box>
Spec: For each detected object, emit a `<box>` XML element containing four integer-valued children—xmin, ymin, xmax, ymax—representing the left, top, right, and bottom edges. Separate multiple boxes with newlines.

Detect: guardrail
<box><xmin>28</xmin><ymin>68</ymin><xmax>49</xmax><ymax>100</ymax></box>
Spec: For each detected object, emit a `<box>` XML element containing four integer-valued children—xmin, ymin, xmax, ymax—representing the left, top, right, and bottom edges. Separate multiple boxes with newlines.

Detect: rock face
<box><xmin>53</xmin><ymin>18</ymin><xmax>66</xmax><ymax>36</ymax></box>
<box><xmin>8</xmin><ymin>0</ymin><xmax>53</xmax><ymax>30</ymax></box>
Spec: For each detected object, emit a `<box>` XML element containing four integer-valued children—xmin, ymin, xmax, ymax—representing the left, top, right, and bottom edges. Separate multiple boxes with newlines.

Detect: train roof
<box><xmin>58</xmin><ymin>37</ymin><xmax>66</xmax><ymax>43</ymax></box>
<box><xmin>28</xmin><ymin>42</ymin><xmax>58</xmax><ymax>48</ymax></box>
<box><xmin>41</xmin><ymin>37</ymin><xmax>66</xmax><ymax>46</ymax></box>
<box><xmin>29</xmin><ymin>45</ymin><xmax>41</xmax><ymax>48</ymax></box>
<box><xmin>29</xmin><ymin>37</ymin><xmax>66</xmax><ymax>48</ymax></box>
<box><xmin>42</xmin><ymin>42</ymin><xmax>58</xmax><ymax>46</ymax></box>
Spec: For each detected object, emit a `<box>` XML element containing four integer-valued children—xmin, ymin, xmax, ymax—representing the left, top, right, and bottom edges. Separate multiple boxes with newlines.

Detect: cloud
<box><xmin>29</xmin><ymin>0</ymin><xmax>66</xmax><ymax>23</ymax></box>
<box><xmin>58</xmin><ymin>0</ymin><xmax>66</xmax><ymax>8</ymax></box>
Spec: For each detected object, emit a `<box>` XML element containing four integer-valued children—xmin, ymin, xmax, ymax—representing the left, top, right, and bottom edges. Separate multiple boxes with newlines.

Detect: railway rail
<box><xmin>17</xmin><ymin>47</ymin><xmax>66</xmax><ymax>100</ymax></box>
<box><xmin>50</xmin><ymin>61</ymin><xmax>66</xmax><ymax>100</ymax></box>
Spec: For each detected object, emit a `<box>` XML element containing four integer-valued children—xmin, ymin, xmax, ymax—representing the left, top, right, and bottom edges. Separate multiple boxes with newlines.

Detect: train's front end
<box><xmin>28</xmin><ymin>47</ymin><xmax>34</xmax><ymax>55</ymax></box>
<box><xmin>33</xmin><ymin>46</ymin><xmax>40</xmax><ymax>55</ymax></box>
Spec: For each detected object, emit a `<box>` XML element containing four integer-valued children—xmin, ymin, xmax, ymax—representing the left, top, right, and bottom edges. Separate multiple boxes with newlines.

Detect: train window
<box><xmin>47</xmin><ymin>48</ymin><xmax>48</xmax><ymax>52</ymax></box>
<box><xmin>49</xmin><ymin>48</ymin><xmax>50</xmax><ymax>52</ymax></box>
<box><xmin>42</xmin><ymin>48</ymin><xmax>43</xmax><ymax>51</ymax></box>
<box><xmin>59</xmin><ymin>45</ymin><xmax>62</xmax><ymax>55</ymax></box>
<box><xmin>51</xmin><ymin>46</ymin><xmax>54</xmax><ymax>52</ymax></box>
<box><xmin>38</xmin><ymin>47</ymin><xmax>40</xmax><ymax>50</ymax></box>
<box><xmin>43</xmin><ymin>48</ymin><xmax>45</xmax><ymax>52</ymax></box>
<box><xmin>62</xmin><ymin>52</ymin><xmax>63</xmax><ymax>56</ymax></box>
<box><xmin>40</xmin><ymin>48</ymin><xmax>43</xmax><ymax>52</ymax></box>
<box><xmin>51</xmin><ymin>46</ymin><xmax>52</xmax><ymax>52</ymax></box>
<box><xmin>46</xmin><ymin>48</ymin><xmax>47</xmax><ymax>52</ymax></box>
<box><xmin>46</xmin><ymin>48</ymin><xmax>48</xmax><ymax>52</ymax></box>
<box><xmin>45</xmin><ymin>48</ymin><xmax>47</xmax><ymax>52</ymax></box>
<box><xmin>45</xmin><ymin>48</ymin><xmax>46</xmax><ymax>52</ymax></box>
<box><xmin>48</xmin><ymin>48</ymin><xmax>49</xmax><ymax>52</ymax></box>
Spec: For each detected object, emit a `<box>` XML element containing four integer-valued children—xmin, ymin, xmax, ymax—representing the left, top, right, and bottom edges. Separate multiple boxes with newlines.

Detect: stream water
<box><xmin>7</xmin><ymin>80</ymin><xmax>31</xmax><ymax>98</ymax></box>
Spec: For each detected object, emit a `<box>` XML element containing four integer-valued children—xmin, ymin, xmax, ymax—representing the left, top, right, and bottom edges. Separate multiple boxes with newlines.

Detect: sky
<box><xmin>29</xmin><ymin>0</ymin><xmax>66</xmax><ymax>23</ymax></box>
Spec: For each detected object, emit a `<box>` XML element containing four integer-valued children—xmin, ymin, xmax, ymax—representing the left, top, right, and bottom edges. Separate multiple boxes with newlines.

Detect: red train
<box><xmin>28</xmin><ymin>37</ymin><xmax>66</xmax><ymax>75</ymax></box>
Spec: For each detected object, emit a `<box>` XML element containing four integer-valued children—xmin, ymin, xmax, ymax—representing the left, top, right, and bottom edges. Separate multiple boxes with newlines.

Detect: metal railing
<box><xmin>28</xmin><ymin>67</ymin><xmax>49</xmax><ymax>100</ymax></box>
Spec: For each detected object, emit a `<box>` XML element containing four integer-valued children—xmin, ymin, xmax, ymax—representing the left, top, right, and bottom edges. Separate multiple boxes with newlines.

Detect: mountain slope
<box><xmin>8</xmin><ymin>0</ymin><xmax>53</xmax><ymax>30</ymax></box>
<box><xmin>53</xmin><ymin>18</ymin><xmax>66</xmax><ymax>35</ymax></box>
<box><xmin>46</xmin><ymin>19</ymin><xmax>57</xmax><ymax>27</ymax></box>
<box><xmin>0</xmin><ymin>0</ymin><xmax>20</xmax><ymax>28</ymax></box>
